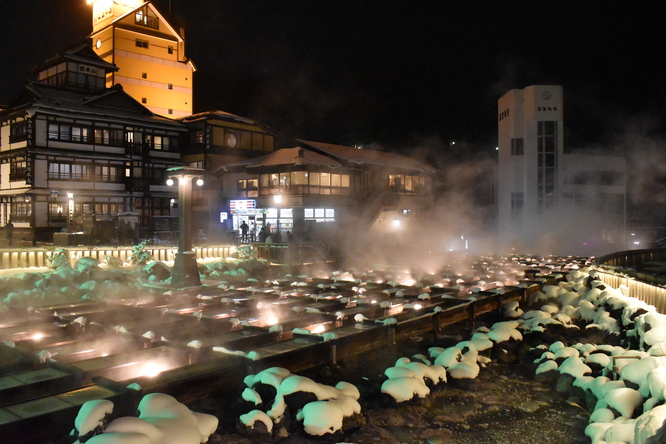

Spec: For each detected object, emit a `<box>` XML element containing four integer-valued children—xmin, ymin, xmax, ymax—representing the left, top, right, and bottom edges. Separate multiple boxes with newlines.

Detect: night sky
<box><xmin>1</xmin><ymin>1</ymin><xmax>664</xmax><ymax>158</ymax></box>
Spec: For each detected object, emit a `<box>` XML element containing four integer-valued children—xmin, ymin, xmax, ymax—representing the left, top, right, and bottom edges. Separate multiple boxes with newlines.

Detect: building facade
<box><xmin>497</xmin><ymin>85</ymin><xmax>626</xmax><ymax>255</ymax></box>
<box><xmin>215</xmin><ymin>140</ymin><xmax>437</xmax><ymax>244</ymax></box>
<box><xmin>0</xmin><ymin>0</ymin><xmax>439</xmax><ymax>247</ymax></box>
<box><xmin>0</xmin><ymin>43</ymin><xmax>186</xmax><ymax>244</ymax></box>
<box><xmin>89</xmin><ymin>0</ymin><xmax>195</xmax><ymax>118</ymax></box>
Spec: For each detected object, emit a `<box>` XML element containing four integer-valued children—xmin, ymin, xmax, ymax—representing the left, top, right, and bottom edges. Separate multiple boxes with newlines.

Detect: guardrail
<box><xmin>595</xmin><ymin>248</ymin><xmax>666</xmax><ymax>313</ymax></box>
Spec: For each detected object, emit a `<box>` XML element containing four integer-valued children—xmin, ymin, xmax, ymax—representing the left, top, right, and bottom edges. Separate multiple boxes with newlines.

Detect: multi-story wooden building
<box><xmin>0</xmin><ymin>0</ymin><xmax>439</xmax><ymax>247</ymax></box>
<box><xmin>215</xmin><ymin>140</ymin><xmax>437</xmax><ymax>243</ymax></box>
<box><xmin>0</xmin><ymin>43</ymin><xmax>187</xmax><ymax>243</ymax></box>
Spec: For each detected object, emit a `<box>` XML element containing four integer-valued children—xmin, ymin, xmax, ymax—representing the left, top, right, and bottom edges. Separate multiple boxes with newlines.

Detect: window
<box><xmin>49</xmin><ymin>203</ymin><xmax>67</xmax><ymax>222</ymax></box>
<box><xmin>135</xmin><ymin>39</ymin><xmax>149</xmax><ymax>48</ymax></box>
<box><xmin>94</xmin><ymin>203</ymin><xmax>122</xmax><ymax>216</ymax></box>
<box><xmin>48</xmin><ymin>123</ymin><xmax>91</xmax><ymax>143</ymax></box>
<box><xmin>48</xmin><ymin>162</ymin><xmax>90</xmax><ymax>180</ymax></box>
<box><xmin>10</xmin><ymin>121</ymin><xmax>28</xmax><ymax>143</ymax></box>
<box><xmin>305</xmin><ymin>208</ymin><xmax>335</xmax><ymax>223</ymax></box>
<box><xmin>11</xmin><ymin>202</ymin><xmax>32</xmax><ymax>222</ymax></box>
<box><xmin>259</xmin><ymin>172</ymin><xmax>351</xmax><ymax>196</ymax></box>
<box><xmin>94</xmin><ymin>128</ymin><xmax>109</xmax><ymax>145</ymax></box>
<box><xmin>191</xmin><ymin>129</ymin><xmax>203</xmax><ymax>144</ymax></box>
<box><xmin>141</xmin><ymin>97</ymin><xmax>147</xmax><ymax>104</ymax></box>
<box><xmin>388</xmin><ymin>174</ymin><xmax>430</xmax><ymax>195</ymax></box>
<box><xmin>95</xmin><ymin>165</ymin><xmax>122</xmax><ymax>183</ymax></box>
<box><xmin>168</xmin><ymin>46</ymin><xmax>174</xmax><ymax>54</ymax></box>
<box><xmin>10</xmin><ymin>158</ymin><xmax>27</xmax><ymax>181</ymax></box>
<box><xmin>135</xmin><ymin>5</ymin><xmax>159</xmax><ymax>29</ymax></box>
<box><xmin>189</xmin><ymin>161</ymin><xmax>203</xmax><ymax>169</ymax></box>
<box><xmin>237</xmin><ymin>179</ymin><xmax>258</xmax><ymax>198</ymax></box>
<box><xmin>167</xmin><ymin>109</ymin><xmax>173</xmax><ymax>115</ymax></box>
<box><xmin>511</xmin><ymin>138</ymin><xmax>524</xmax><ymax>155</ymax></box>
<box><xmin>537</xmin><ymin>121</ymin><xmax>557</xmax><ymax>212</ymax></box>
<box><xmin>141</xmin><ymin>72</ymin><xmax>147</xmax><ymax>79</ymax></box>
<box><xmin>147</xmin><ymin>135</ymin><xmax>174</xmax><ymax>151</ymax></box>
<box><xmin>167</xmin><ymin>83</ymin><xmax>173</xmax><ymax>90</ymax></box>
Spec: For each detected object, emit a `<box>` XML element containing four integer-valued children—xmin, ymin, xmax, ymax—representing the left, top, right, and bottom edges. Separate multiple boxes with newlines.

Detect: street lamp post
<box><xmin>167</xmin><ymin>166</ymin><xmax>204</xmax><ymax>287</ymax></box>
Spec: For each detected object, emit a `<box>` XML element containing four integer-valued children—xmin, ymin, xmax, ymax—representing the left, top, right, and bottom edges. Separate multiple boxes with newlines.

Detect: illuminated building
<box><xmin>215</xmin><ymin>140</ymin><xmax>437</xmax><ymax>241</ymax></box>
<box><xmin>0</xmin><ymin>43</ymin><xmax>186</xmax><ymax>243</ymax></box>
<box><xmin>178</xmin><ymin>111</ymin><xmax>276</xmax><ymax>238</ymax></box>
<box><xmin>0</xmin><ymin>0</ymin><xmax>438</xmax><ymax>246</ymax></box>
<box><xmin>89</xmin><ymin>0</ymin><xmax>195</xmax><ymax>118</ymax></box>
<box><xmin>497</xmin><ymin>85</ymin><xmax>626</xmax><ymax>254</ymax></box>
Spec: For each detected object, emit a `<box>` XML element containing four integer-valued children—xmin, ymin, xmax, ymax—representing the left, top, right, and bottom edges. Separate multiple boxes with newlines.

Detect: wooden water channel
<box><xmin>0</xmin><ymin>273</ymin><xmax>552</xmax><ymax>444</ymax></box>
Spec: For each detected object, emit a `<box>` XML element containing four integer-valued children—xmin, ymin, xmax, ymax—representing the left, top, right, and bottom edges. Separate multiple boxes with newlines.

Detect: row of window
<box><xmin>47</xmin><ymin>123</ymin><xmax>178</xmax><ymax>150</ymax></box>
<box><xmin>258</xmin><ymin>172</ymin><xmax>352</xmax><ymax>196</ymax></box>
<box><xmin>388</xmin><ymin>174</ymin><xmax>431</xmax><ymax>195</ymax></box>
<box><xmin>47</xmin><ymin>162</ymin><xmax>124</xmax><ymax>182</ymax></box>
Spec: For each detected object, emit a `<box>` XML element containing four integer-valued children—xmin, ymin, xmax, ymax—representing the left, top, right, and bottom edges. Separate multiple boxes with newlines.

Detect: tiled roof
<box><xmin>298</xmin><ymin>140</ymin><xmax>438</xmax><ymax>174</ymax></box>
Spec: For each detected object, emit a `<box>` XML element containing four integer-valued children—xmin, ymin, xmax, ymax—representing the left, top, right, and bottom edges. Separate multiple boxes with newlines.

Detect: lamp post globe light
<box><xmin>166</xmin><ymin>166</ymin><xmax>204</xmax><ymax>287</ymax></box>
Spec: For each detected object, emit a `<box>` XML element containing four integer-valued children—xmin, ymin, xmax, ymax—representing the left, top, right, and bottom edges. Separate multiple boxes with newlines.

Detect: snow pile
<box><xmin>526</xmin><ymin>267</ymin><xmax>666</xmax><ymax>444</ymax></box>
<box><xmin>238</xmin><ymin>367</ymin><xmax>361</xmax><ymax>437</ymax></box>
<box><xmin>72</xmin><ymin>393</ymin><xmax>217</xmax><ymax>444</ymax></box>
<box><xmin>381</xmin><ymin>356</ymin><xmax>448</xmax><ymax>402</ymax></box>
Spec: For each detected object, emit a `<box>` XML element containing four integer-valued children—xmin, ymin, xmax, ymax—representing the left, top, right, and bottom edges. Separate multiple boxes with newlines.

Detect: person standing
<box><xmin>240</xmin><ymin>220</ymin><xmax>249</xmax><ymax>243</ymax></box>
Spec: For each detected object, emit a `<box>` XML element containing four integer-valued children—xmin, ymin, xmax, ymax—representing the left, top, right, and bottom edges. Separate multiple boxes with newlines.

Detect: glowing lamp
<box><xmin>166</xmin><ymin>178</ymin><xmax>174</xmax><ymax>186</ymax></box>
<box><xmin>166</xmin><ymin>166</ymin><xmax>205</xmax><ymax>287</ymax></box>
<box><xmin>196</xmin><ymin>178</ymin><xmax>204</xmax><ymax>186</ymax></box>
<box><xmin>273</xmin><ymin>194</ymin><xmax>282</xmax><ymax>204</ymax></box>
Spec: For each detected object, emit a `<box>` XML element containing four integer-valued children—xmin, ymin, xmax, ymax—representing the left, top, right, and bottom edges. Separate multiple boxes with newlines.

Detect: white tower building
<box><xmin>497</xmin><ymin>85</ymin><xmax>625</xmax><ymax>255</ymax></box>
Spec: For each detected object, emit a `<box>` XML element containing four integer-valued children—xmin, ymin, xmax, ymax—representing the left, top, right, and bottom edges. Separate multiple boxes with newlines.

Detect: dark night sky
<box><xmin>1</xmin><ymin>1</ymin><xmax>664</xmax><ymax>157</ymax></box>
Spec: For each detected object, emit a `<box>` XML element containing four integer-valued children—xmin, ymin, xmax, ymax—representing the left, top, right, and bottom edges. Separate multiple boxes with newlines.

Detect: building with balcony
<box><xmin>497</xmin><ymin>85</ymin><xmax>626</xmax><ymax>255</ymax></box>
<box><xmin>0</xmin><ymin>42</ymin><xmax>187</xmax><ymax>243</ymax></box>
<box><xmin>215</xmin><ymin>140</ymin><xmax>438</xmax><ymax>243</ymax></box>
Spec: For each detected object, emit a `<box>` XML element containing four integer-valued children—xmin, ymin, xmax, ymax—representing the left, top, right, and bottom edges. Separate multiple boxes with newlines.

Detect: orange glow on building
<box><xmin>89</xmin><ymin>0</ymin><xmax>195</xmax><ymax>118</ymax></box>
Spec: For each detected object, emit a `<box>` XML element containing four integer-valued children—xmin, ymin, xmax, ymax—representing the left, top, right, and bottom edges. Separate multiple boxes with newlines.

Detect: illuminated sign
<box><xmin>219</xmin><ymin>212</ymin><xmax>228</xmax><ymax>222</ymax></box>
<box><xmin>229</xmin><ymin>200</ymin><xmax>256</xmax><ymax>211</ymax></box>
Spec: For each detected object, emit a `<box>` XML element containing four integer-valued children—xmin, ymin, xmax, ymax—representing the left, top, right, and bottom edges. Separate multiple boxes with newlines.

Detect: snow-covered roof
<box><xmin>7</xmin><ymin>82</ymin><xmax>184</xmax><ymax>130</ymax></box>
<box><xmin>216</xmin><ymin>147</ymin><xmax>343</xmax><ymax>174</ymax></box>
<box><xmin>298</xmin><ymin>139</ymin><xmax>438</xmax><ymax>174</ymax></box>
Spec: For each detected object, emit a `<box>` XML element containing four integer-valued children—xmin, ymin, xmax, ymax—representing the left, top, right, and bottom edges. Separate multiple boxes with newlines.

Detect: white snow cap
<box><xmin>75</xmin><ymin>399</ymin><xmax>114</xmax><ymax>436</ymax></box>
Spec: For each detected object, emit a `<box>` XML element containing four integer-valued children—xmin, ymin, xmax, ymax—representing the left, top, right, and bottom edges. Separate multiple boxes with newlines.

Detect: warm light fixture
<box><xmin>196</xmin><ymin>178</ymin><xmax>204</xmax><ymax>186</ymax></box>
<box><xmin>166</xmin><ymin>178</ymin><xmax>174</xmax><ymax>186</ymax></box>
<box><xmin>273</xmin><ymin>194</ymin><xmax>282</xmax><ymax>204</ymax></box>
